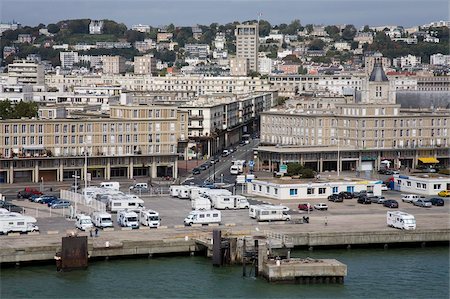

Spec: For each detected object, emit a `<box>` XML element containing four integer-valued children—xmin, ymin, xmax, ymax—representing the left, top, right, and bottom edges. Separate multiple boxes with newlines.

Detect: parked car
<box><xmin>34</xmin><ymin>195</ymin><xmax>57</xmax><ymax>204</ymax></box>
<box><xmin>429</xmin><ymin>197</ymin><xmax>445</xmax><ymax>206</ymax></box>
<box><xmin>192</xmin><ymin>168</ymin><xmax>201</xmax><ymax>175</ymax></box>
<box><xmin>381</xmin><ymin>184</ymin><xmax>388</xmax><ymax>191</ymax></box>
<box><xmin>47</xmin><ymin>199</ymin><xmax>61</xmax><ymax>207</ymax></box>
<box><xmin>438</xmin><ymin>190</ymin><xmax>450</xmax><ymax>197</ymax></box>
<box><xmin>313</xmin><ymin>203</ymin><xmax>328</xmax><ymax>211</ymax></box>
<box><xmin>199</xmin><ymin>164</ymin><xmax>209</xmax><ymax>170</ymax></box>
<box><xmin>0</xmin><ymin>201</ymin><xmax>24</xmax><ymax>213</ymax></box>
<box><xmin>369</xmin><ymin>196</ymin><xmax>385</xmax><ymax>203</ymax></box>
<box><xmin>212</xmin><ymin>156</ymin><xmax>220</xmax><ymax>163</ymax></box>
<box><xmin>17</xmin><ymin>188</ymin><xmax>43</xmax><ymax>199</ymax></box>
<box><xmin>377</xmin><ymin>197</ymin><xmax>388</xmax><ymax>204</ymax></box>
<box><xmin>402</xmin><ymin>194</ymin><xmax>420</xmax><ymax>203</ymax></box>
<box><xmin>50</xmin><ymin>200</ymin><xmax>71</xmax><ymax>209</ymax></box>
<box><xmin>383</xmin><ymin>199</ymin><xmax>399</xmax><ymax>208</ymax></box>
<box><xmin>378</xmin><ymin>169</ymin><xmax>387</xmax><ymax>174</ymax></box>
<box><xmin>357</xmin><ymin>197</ymin><xmax>372</xmax><ymax>204</ymax></box>
<box><xmin>338</xmin><ymin>191</ymin><xmax>353</xmax><ymax>199</ymax></box>
<box><xmin>413</xmin><ymin>199</ymin><xmax>432</xmax><ymax>208</ymax></box>
<box><xmin>328</xmin><ymin>194</ymin><xmax>339</xmax><ymax>201</ymax></box>
<box><xmin>298</xmin><ymin>203</ymin><xmax>313</xmax><ymax>211</ymax></box>
<box><xmin>384</xmin><ymin>170</ymin><xmax>394</xmax><ymax>175</ymax></box>
<box><xmin>353</xmin><ymin>190</ymin><xmax>367</xmax><ymax>198</ymax></box>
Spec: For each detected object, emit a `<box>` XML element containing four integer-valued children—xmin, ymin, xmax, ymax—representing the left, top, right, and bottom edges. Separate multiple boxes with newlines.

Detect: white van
<box><xmin>184</xmin><ymin>210</ymin><xmax>221</xmax><ymax>226</ymax></box>
<box><xmin>117</xmin><ymin>210</ymin><xmax>139</xmax><ymax>228</ymax></box>
<box><xmin>204</xmin><ymin>189</ymin><xmax>232</xmax><ymax>200</ymax></box>
<box><xmin>129</xmin><ymin>183</ymin><xmax>148</xmax><ymax>192</ymax></box>
<box><xmin>191</xmin><ymin>197</ymin><xmax>212</xmax><ymax>210</ymax></box>
<box><xmin>387</xmin><ymin>211</ymin><xmax>416</xmax><ymax>230</ymax></box>
<box><xmin>212</xmin><ymin>195</ymin><xmax>249</xmax><ymax>210</ymax></box>
<box><xmin>0</xmin><ymin>214</ymin><xmax>39</xmax><ymax>234</ymax></box>
<box><xmin>188</xmin><ymin>187</ymin><xmax>209</xmax><ymax>200</ymax></box>
<box><xmin>100</xmin><ymin>182</ymin><xmax>121</xmax><ymax>191</ymax></box>
<box><xmin>139</xmin><ymin>209</ymin><xmax>160</xmax><ymax>228</ymax></box>
<box><xmin>401</xmin><ymin>194</ymin><xmax>421</xmax><ymax>203</ymax></box>
<box><xmin>75</xmin><ymin>215</ymin><xmax>93</xmax><ymax>231</ymax></box>
<box><xmin>230</xmin><ymin>165</ymin><xmax>239</xmax><ymax>175</ymax></box>
<box><xmin>169</xmin><ymin>185</ymin><xmax>181</xmax><ymax>197</ymax></box>
<box><xmin>92</xmin><ymin>212</ymin><xmax>114</xmax><ymax>229</ymax></box>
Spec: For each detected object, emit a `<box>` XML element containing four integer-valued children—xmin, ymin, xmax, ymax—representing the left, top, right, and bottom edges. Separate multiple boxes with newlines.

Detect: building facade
<box><xmin>8</xmin><ymin>60</ymin><xmax>45</xmax><ymax>85</ymax></box>
<box><xmin>134</xmin><ymin>54</ymin><xmax>157</xmax><ymax>75</ymax></box>
<box><xmin>235</xmin><ymin>24</ymin><xmax>259</xmax><ymax>72</ymax></box>
<box><xmin>102</xmin><ymin>56</ymin><xmax>126</xmax><ymax>74</ymax></box>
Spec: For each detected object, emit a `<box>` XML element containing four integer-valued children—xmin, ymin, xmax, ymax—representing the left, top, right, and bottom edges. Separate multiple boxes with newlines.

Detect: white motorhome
<box><xmin>387</xmin><ymin>211</ymin><xmax>416</xmax><ymax>230</ymax></box>
<box><xmin>191</xmin><ymin>197</ymin><xmax>212</xmax><ymax>210</ymax></box>
<box><xmin>100</xmin><ymin>182</ymin><xmax>121</xmax><ymax>191</ymax></box>
<box><xmin>401</xmin><ymin>194</ymin><xmax>421</xmax><ymax>203</ymax></box>
<box><xmin>212</xmin><ymin>195</ymin><xmax>249</xmax><ymax>210</ymax></box>
<box><xmin>256</xmin><ymin>207</ymin><xmax>291</xmax><ymax>222</ymax></box>
<box><xmin>107</xmin><ymin>196</ymin><xmax>144</xmax><ymax>212</ymax></box>
<box><xmin>75</xmin><ymin>215</ymin><xmax>93</xmax><ymax>231</ymax></box>
<box><xmin>0</xmin><ymin>214</ymin><xmax>39</xmax><ymax>234</ymax></box>
<box><xmin>188</xmin><ymin>187</ymin><xmax>209</xmax><ymax>200</ymax></box>
<box><xmin>184</xmin><ymin>210</ymin><xmax>221</xmax><ymax>226</ymax></box>
<box><xmin>139</xmin><ymin>209</ymin><xmax>160</xmax><ymax>228</ymax></box>
<box><xmin>170</xmin><ymin>185</ymin><xmax>182</xmax><ymax>197</ymax></box>
<box><xmin>249</xmin><ymin>205</ymin><xmax>289</xmax><ymax>219</ymax></box>
<box><xmin>92</xmin><ymin>212</ymin><xmax>114</xmax><ymax>229</ymax></box>
<box><xmin>177</xmin><ymin>186</ymin><xmax>191</xmax><ymax>199</ymax></box>
<box><xmin>117</xmin><ymin>210</ymin><xmax>139</xmax><ymax>228</ymax></box>
<box><xmin>204</xmin><ymin>189</ymin><xmax>232</xmax><ymax>200</ymax></box>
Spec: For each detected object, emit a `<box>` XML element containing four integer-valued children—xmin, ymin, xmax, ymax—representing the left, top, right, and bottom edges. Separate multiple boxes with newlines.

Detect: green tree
<box><xmin>325</xmin><ymin>25</ymin><xmax>340</xmax><ymax>40</ymax></box>
<box><xmin>362</xmin><ymin>25</ymin><xmax>371</xmax><ymax>32</ymax></box>
<box><xmin>342</xmin><ymin>24</ymin><xmax>357</xmax><ymax>41</ymax></box>
<box><xmin>283</xmin><ymin>19</ymin><xmax>302</xmax><ymax>35</ymax></box>
<box><xmin>66</xmin><ymin>19</ymin><xmax>90</xmax><ymax>34</ymax></box>
<box><xmin>309</xmin><ymin>39</ymin><xmax>325</xmax><ymax>50</ymax></box>
<box><xmin>305</xmin><ymin>24</ymin><xmax>314</xmax><ymax>34</ymax></box>
<box><xmin>259</xmin><ymin>20</ymin><xmax>272</xmax><ymax>36</ymax></box>
<box><xmin>102</xmin><ymin>20</ymin><xmax>127</xmax><ymax>36</ymax></box>
<box><xmin>125</xmin><ymin>30</ymin><xmax>146</xmax><ymax>43</ymax></box>
<box><xmin>13</xmin><ymin>101</ymin><xmax>39</xmax><ymax>118</ymax></box>
<box><xmin>0</xmin><ymin>100</ymin><xmax>13</xmax><ymax>119</ymax></box>
<box><xmin>47</xmin><ymin>23</ymin><xmax>60</xmax><ymax>34</ymax></box>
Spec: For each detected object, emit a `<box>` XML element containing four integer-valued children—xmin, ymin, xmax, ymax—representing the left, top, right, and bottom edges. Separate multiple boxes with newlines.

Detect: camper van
<box><xmin>203</xmin><ymin>189</ymin><xmax>232</xmax><ymax>200</ymax></box>
<box><xmin>188</xmin><ymin>187</ymin><xmax>210</xmax><ymax>200</ymax></box>
<box><xmin>169</xmin><ymin>185</ymin><xmax>181</xmax><ymax>197</ymax></box>
<box><xmin>92</xmin><ymin>211</ymin><xmax>114</xmax><ymax>229</ymax></box>
<box><xmin>249</xmin><ymin>205</ymin><xmax>289</xmax><ymax>219</ymax></box>
<box><xmin>0</xmin><ymin>214</ymin><xmax>39</xmax><ymax>234</ymax></box>
<box><xmin>212</xmin><ymin>195</ymin><xmax>249</xmax><ymax>210</ymax></box>
<box><xmin>107</xmin><ymin>196</ymin><xmax>144</xmax><ymax>212</ymax></box>
<box><xmin>117</xmin><ymin>210</ymin><xmax>139</xmax><ymax>228</ymax></box>
<box><xmin>387</xmin><ymin>211</ymin><xmax>416</xmax><ymax>230</ymax></box>
<box><xmin>191</xmin><ymin>197</ymin><xmax>212</xmax><ymax>210</ymax></box>
<box><xmin>100</xmin><ymin>182</ymin><xmax>121</xmax><ymax>191</ymax></box>
<box><xmin>177</xmin><ymin>186</ymin><xmax>191</xmax><ymax>199</ymax></box>
<box><xmin>139</xmin><ymin>209</ymin><xmax>160</xmax><ymax>228</ymax></box>
<box><xmin>75</xmin><ymin>215</ymin><xmax>93</xmax><ymax>231</ymax></box>
<box><xmin>184</xmin><ymin>210</ymin><xmax>221</xmax><ymax>226</ymax></box>
<box><xmin>256</xmin><ymin>206</ymin><xmax>291</xmax><ymax>222</ymax></box>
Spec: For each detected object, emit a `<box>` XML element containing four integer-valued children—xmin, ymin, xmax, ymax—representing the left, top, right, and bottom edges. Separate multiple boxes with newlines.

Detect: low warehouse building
<box><xmin>393</xmin><ymin>174</ymin><xmax>450</xmax><ymax>196</ymax></box>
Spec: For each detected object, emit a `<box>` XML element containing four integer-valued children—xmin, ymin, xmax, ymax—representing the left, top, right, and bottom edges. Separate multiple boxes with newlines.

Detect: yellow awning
<box><xmin>418</xmin><ymin>157</ymin><xmax>439</xmax><ymax>164</ymax></box>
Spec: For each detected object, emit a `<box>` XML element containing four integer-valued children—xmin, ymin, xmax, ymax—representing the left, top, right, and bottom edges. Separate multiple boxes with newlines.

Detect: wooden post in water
<box><xmin>254</xmin><ymin>239</ymin><xmax>259</xmax><ymax>277</ymax></box>
<box><xmin>242</xmin><ymin>238</ymin><xmax>246</xmax><ymax>277</ymax></box>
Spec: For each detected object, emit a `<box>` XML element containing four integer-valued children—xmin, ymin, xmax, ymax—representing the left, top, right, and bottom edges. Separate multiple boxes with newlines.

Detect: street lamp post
<box><xmin>72</xmin><ymin>172</ymin><xmax>80</xmax><ymax>214</ymax></box>
<box><xmin>337</xmin><ymin>137</ymin><xmax>340</xmax><ymax>177</ymax></box>
<box><xmin>40</xmin><ymin>177</ymin><xmax>44</xmax><ymax>192</ymax></box>
<box><xmin>84</xmin><ymin>143</ymin><xmax>88</xmax><ymax>201</ymax></box>
<box><xmin>213</xmin><ymin>161</ymin><xmax>216</xmax><ymax>182</ymax></box>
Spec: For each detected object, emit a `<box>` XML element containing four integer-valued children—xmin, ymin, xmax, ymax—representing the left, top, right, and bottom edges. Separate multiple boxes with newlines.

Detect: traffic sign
<box><xmin>249</xmin><ymin>160</ymin><xmax>255</xmax><ymax>167</ymax></box>
<box><xmin>280</xmin><ymin>164</ymin><xmax>288</xmax><ymax>174</ymax></box>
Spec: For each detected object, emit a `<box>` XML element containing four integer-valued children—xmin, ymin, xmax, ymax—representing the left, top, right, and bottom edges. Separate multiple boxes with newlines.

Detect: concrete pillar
<box><xmin>173</xmin><ymin>159</ymin><xmax>178</xmax><ymax>179</ymax></box>
<box><xmin>151</xmin><ymin>162</ymin><xmax>157</xmax><ymax>178</ymax></box>
<box><xmin>376</xmin><ymin>151</ymin><xmax>381</xmax><ymax>171</ymax></box>
<box><xmin>300</xmin><ymin>154</ymin><xmax>304</xmax><ymax>167</ymax></box>
<box><xmin>34</xmin><ymin>163</ymin><xmax>39</xmax><ymax>183</ymax></box>
<box><xmin>413</xmin><ymin>151</ymin><xmax>418</xmax><ymax>169</ymax></box>
<box><xmin>129</xmin><ymin>159</ymin><xmax>134</xmax><ymax>179</ymax></box>
<box><xmin>207</xmin><ymin>139</ymin><xmax>211</xmax><ymax>159</ymax></box>
<box><xmin>106</xmin><ymin>159</ymin><xmax>111</xmax><ymax>180</ymax></box>
<box><xmin>59</xmin><ymin>161</ymin><xmax>64</xmax><ymax>182</ymax></box>
<box><xmin>269</xmin><ymin>156</ymin><xmax>272</xmax><ymax>172</ymax></box>
<box><xmin>9</xmin><ymin>163</ymin><xmax>14</xmax><ymax>184</ymax></box>
<box><xmin>257</xmin><ymin>242</ymin><xmax>267</xmax><ymax>276</ymax></box>
<box><xmin>319</xmin><ymin>154</ymin><xmax>323</xmax><ymax>173</ymax></box>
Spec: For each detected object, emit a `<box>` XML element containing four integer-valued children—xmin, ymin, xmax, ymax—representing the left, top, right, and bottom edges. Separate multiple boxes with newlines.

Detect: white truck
<box><xmin>387</xmin><ymin>211</ymin><xmax>416</xmax><ymax>230</ymax></box>
<box><xmin>75</xmin><ymin>215</ymin><xmax>93</xmax><ymax>231</ymax></box>
<box><xmin>256</xmin><ymin>206</ymin><xmax>291</xmax><ymax>222</ymax></box>
<box><xmin>212</xmin><ymin>195</ymin><xmax>249</xmax><ymax>210</ymax></box>
<box><xmin>100</xmin><ymin>181</ymin><xmax>121</xmax><ymax>191</ymax></box>
<box><xmin>0</xmin><ymin>214</ymin><xmax>39</xmax><ymax>234</ymax></box>
<box><xmin>191</xmin><ymin>197</ymin><xmax>212</xmax><ymax>210</ymax></box>
<box><xmin>169</xmin><ymin>185</ymin><xmax>181</xmax><ymax>197</ymax></box>
<box><xmin>117</xmin><ymin>210</ymin><xmax>139</xmax><ymax>228</ymax></box>
<box><xmin>139</xmin><ymin>209</ymin><xmax>160</xmax><ymax>228</ymax></box>
<box><xmin>184</xmin><ymin>210</ymin><xmax>221</xmax><ymax>226</ymax></box>
<box><xmin>92</xmin><ymin>211</ymin><xmax>114</xmax><ymax>229</ymax></box>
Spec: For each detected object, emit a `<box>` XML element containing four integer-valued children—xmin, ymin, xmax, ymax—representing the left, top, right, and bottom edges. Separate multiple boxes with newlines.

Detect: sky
<box><xmin>1</xmin><ymin>0</ymin><xmax>449</xmax><ymax>28</ymax></box>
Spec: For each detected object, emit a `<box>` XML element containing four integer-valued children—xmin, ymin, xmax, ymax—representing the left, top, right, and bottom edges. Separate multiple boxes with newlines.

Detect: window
<box><xmin>332</xmin><ymin>187</ymin><xmax>338</xmax><ymax>194</ymax></box>
<box><xmin>407</xmin><ymin>181</ymin><xmax>411</xmax><ymax>187</ymax></box>
<box><xmin>307</xmin><ymin>188</ymin><xmax>314</xmax><ymax>195</ymax></box>
<box><xmin>434</xmin><ymin>184</ymin><xmax>441</xmax><ymax>190</ymax></box>
<box><xmin>274</xmin><ymin>188</ymin><xmax>278</xmax><ymax>195</ymax></box>
<box><xmin>253</xmin><ymin>184</ymin><xmax>256</xmax><ymax>191</ymax></box>
<box><xmin>318</xmin><ymin>188</ymin><xmax>326</xmax><ymax>194</ymax></box>
<box><xmin>289</xmin><ymin>189</ymin><xmax>298</xmax><ymax>196</ymax></box>
<box><xmin>155</xmin><ymin>109</ymin><xmax>160</xmax><ymax>118</ymax></box>
<box><xmin>416</xmin><ymin>183</ymin><xmax>421</xmax><ymax>189</ymax></box>
<box><xmin>266</xmin><ymin>186</ymin><xmax>270</xmax><ymax>193</ymax></box>
<box><xmin>259</xmin><ymin>185</ymin><xmax>262</xmax><ymax>192</ymax></box>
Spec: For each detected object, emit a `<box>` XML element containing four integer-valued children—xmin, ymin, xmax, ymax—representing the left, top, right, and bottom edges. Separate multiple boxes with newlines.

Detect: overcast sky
<box><xmin>1</xmin><ymin>0</ymin><xmax>448</xmax><ymax>28</ymax></box>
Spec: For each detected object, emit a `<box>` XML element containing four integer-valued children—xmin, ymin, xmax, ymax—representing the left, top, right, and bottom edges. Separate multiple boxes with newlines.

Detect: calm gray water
<box><xmin>1</xmin><ymin>247</ymin><xmax>449</xmax><ymax>299</ymax></box>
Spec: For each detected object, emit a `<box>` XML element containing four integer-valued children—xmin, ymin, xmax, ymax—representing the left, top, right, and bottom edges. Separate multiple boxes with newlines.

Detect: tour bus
<box><xmin>100</xmin><ymin>182</ymin><xmax>121</xmax><ymax>191</ymax></box>
<box><xmin>107</xmin><ymin>196</ymin><xmax>144</xmax><ymax>212</ymax></box>
<box><xmin>184</xmin><ymin>210</ymin><xmax>221</xmax><ymax>226</ymax></box>
<box><xmin>249</xmin><ymin>205</ymin><xmax>289</xmax><ymax>219</ymax></box>
<box><xmin>0</xmin><ymin>213</ymin><xmax>39</xmax><ymax>234</ymax></box>
<box><xmin>169</xmin><ymin>185</ymin><xmax>181</xmax><ymax>197</ymax></box>
<box><xmin>211</xmin><ymin>195</ymin><xmax>249</xmax><ymax>210</ymax></box>
<box><xmin>387</xmin><ymin>211</ymin><xmax>416</xmax><ymax>230</ymax></box>
<box><xmin>139</xmin><ymin>209</ymin><xmax>160</xmax><ymax>228</ymax></box>
<box><xmin>117</xmin><ymin>210</ymin><xmax>139</xmax><ymax>228</ymax></box>
<box><xmin>92</xmin><ymin>211</ymin><xmax>114</xmax><ymax>229</ymax></box>
<box><xmin>191</xmin><ymin>197</ymin><xmax>212</xmax><ymax>210</ymax></box>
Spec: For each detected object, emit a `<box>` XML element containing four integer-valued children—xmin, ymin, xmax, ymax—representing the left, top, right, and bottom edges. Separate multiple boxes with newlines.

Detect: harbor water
<box><xmin>1</xmin><ymin>246</ymin><xmax>448</xmax><ymax>298</ymax></box>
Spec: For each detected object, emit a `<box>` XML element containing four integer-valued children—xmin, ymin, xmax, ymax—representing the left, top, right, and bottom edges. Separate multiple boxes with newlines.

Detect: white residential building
<box><xmin>89</xmin><ymin>20</ymin><xmax>104</xmax><ymax>34</ymax></box>
<box><xmin>430</xmin><ymin>53</ymin><xmax>450</xmax><ymax>65</ymax></box>
<box><xmin>258</xmin><ymin>57</ymin><xmax>273</xmax><ymax>75</ymax></box>
<box><xmin>236</xmin><ymin>24</ymin><xmax>259</xmax><ymax>72</ymax></box>
<box><xmin>134</xmin><ymin>54</ymin><xmax>157</xmax><ymax>75</ymax></box>
<box><xmin>393</xmin><ymin>55</ymin><xmax>422</xmax><ymax>69</ymax></box>
<box><xmin>60</xmin><ymin>51</ymin><xmax>79</xmax><ymax>69</ymax></box>
<box><xmin>7</xmin><ymin>59</ymin><xmax>45</xmax><ymax>85</ymax></box>
<box><xmin>101</xmin><ymin>56</ymin><xmax>126</xmax><ymax>74</ymax></box>
<box><xmin>131</xmin><ymin>24</ymin><xmax>151</xmax><ymax>33</ymax></box>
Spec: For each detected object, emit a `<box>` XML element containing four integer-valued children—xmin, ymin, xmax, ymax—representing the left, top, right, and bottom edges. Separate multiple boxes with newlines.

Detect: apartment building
<box><xmin>134</xmin><ymin>54</ymin><xmax>157</xmax><ymax>75</ymax></box>
<box><xmin>235</xmin><ymin>24</ymin><xmax>259</xmax><ymax>72</ymax></box>
<box><xmin>0</xmin><ymin>105</ymin><xmax>188</xmax><ymax>183</ymax></box>
<box><xmin>8</xmin><ymin>59</ymin><xmax>45</xmax><ymax>85</ymax></box>
<box><xmin>101</xmin><ymin>56</ymin><xmax>126</xmax><ymax>74</ymax></box>
<box><xmin>60</xmin><ymin>51</ymin><xmax>79</xmax><ymax>69</ymax></box>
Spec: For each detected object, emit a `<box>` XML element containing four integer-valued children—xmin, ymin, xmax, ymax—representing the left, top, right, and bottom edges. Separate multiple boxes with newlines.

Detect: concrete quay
<box><xmin>1</xmin><ymin>226</ymin><xmax>449</xmax><ymax>265</ymax></box>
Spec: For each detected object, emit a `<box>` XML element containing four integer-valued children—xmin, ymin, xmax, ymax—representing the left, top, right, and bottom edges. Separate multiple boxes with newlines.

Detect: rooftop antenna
<box><xmin>257</xmin><ymin>12</ymin><xmax>262</xmax><ymax>25</ymax></box>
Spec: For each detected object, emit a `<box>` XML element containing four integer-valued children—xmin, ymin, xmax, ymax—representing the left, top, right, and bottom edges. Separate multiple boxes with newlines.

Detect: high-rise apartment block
<box><xmin>134</xmin><ymin>54</ymin><xmax>157</xmax><ymax>75</ymax></box>
<box><xmin>102</xmin><ymin>56</ymin><xmax>126</xmax><ymax>74</ymax></box>
<box><xmin>235</xmin><ymin>24</ymin><xmax>259</xmax><ymax>72</ymax></box>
